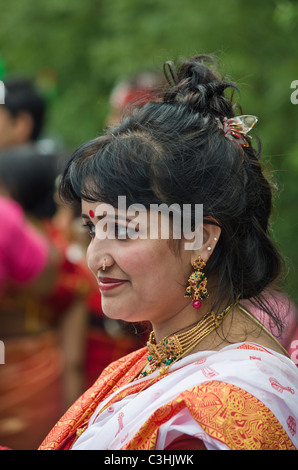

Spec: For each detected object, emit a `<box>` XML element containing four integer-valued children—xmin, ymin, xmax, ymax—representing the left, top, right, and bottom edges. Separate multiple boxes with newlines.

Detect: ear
<box><xmin>190</xmin><ymin>219</ymin><xmax>221</xmax><ymax>264</ymax></box>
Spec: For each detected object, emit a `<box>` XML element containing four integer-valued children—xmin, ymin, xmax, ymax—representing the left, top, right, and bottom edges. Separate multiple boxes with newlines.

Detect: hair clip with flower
<box><xmin>216</xmin><ymin>115</ymin><xmax>258</xmax><ymax>152</ymax></box>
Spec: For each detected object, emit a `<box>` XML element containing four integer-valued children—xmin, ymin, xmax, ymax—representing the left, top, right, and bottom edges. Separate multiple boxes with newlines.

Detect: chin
<box><xmin>101</xmin><ymin>301</ymin><xmax>147</xmax><ymax>324</ymax></box>
<box><xmin>101</xmin><ymin>303</ymin><xmax>133</xmax><ymax>322</ymax></box>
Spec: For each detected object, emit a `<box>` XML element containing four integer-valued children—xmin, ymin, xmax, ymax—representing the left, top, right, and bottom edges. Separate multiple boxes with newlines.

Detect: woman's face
<box><xmin>81</xmin><ymin>200</ymin><xmax>194</xmax><ymax>331</ymax></box>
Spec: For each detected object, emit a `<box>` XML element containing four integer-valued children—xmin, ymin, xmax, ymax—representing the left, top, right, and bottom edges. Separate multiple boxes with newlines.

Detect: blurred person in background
<box><xmin>0</xmin><ymin>144</ymin><xmax>99</xmax><ymax>449</ymax></box>
<box><xmin>0</xmin><ymin>76</ymin><xmax>93</xmax><ymax>448</ymax></box>
<box><xmin>106</xmin><ymin>68</ymin><xmax>165</xmax><ymax>127</ymax></box>
<box><xmin>0</xmin><ymin>77</ymin><xmax>45</xmax><ymax>150</ymax></box>
<box><xmin>0</xmin><ymin>181</ymin><xmax>62</xmax><ymax>449</ymax></box>
<box><xmin>0</xmin><ymin>78</ymin><xmax>60</xmax><ymax>449</ymax></box>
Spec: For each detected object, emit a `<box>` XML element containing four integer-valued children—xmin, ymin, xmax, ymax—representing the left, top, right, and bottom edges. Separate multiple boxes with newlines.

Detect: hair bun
<box><xmin>163</xmin><ymin>55</ymin><xmax>237</xmax><ymax>119</ymax></box>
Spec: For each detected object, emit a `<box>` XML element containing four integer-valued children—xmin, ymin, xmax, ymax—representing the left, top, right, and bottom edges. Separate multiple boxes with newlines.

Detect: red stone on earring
<box><xmin>192</xmin><ymin>300</ymin><xmax>202</xmax><ymax>309</ymax></box>
<box><xmin>89</xmin><ymin>210</ymin><xmax>94</xmax><ymax>218</ymax></box>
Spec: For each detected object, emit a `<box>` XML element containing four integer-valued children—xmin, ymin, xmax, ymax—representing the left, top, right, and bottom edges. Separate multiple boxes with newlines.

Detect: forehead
<box><xmin>81</xmin><ymin>199</ymin><xmax>99</xmax><ymax>213</ymax></box>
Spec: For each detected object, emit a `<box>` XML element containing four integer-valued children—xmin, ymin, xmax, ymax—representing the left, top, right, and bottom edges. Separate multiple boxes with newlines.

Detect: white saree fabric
<box><xmin>72</xmin><ymin>342</ymin><xmax>298</xmax><ymax>450</ymax></box>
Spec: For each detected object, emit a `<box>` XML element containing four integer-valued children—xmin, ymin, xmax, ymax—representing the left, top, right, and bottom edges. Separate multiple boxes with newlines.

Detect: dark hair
<box><xmin>0</xmin><ymin>144</ymin><xmax>59</xmax><ymax>218</ymax></box>
<box><xmin>59</xmin><ymin>54</ymin><xmax>284</xmax><ymax>335</ymax></box>
<box><xmin>3</xmin><ymin>77</ymin><xmax>46</xmax><ymax>140</ymax></box>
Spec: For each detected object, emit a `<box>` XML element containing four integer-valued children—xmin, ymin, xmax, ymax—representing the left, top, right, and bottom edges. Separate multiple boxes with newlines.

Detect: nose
<box><xmin>86</xmin><ymin>240</ymin><xmax>114</xmax><ymax>276</ymax></box>
<box><xmin>98</xmin><ymin>255</ymin><xmax>114</xmax><ymax>272</ymax></box>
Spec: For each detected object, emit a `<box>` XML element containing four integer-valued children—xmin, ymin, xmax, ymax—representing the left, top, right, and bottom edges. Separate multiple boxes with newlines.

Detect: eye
<box><xmin>82</xmin><ymin>222</ymin><xmax>96</xmax><ymax>239</ymax></box>
<box><xmin>115</xmin><ymin>224</ymin><xmax>129</xmax><ymax>239</ymax></box>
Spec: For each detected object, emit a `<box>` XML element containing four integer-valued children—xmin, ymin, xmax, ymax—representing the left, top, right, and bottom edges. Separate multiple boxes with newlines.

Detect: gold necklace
<box><xmin>141</xmin><ymin>302</ymin><xmax>236</xmax><ymax>377</ymax></box>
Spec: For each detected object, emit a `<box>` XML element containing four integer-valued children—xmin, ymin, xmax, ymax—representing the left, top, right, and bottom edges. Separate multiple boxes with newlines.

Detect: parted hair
<box><xmin>59</xmin><ymin>54</ymin><xmax>285</xmax><ymax>335</ymax></box>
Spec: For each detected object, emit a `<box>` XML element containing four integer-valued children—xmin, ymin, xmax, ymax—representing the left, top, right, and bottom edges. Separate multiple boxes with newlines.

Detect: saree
<box><xmin>39</xmin><ymin>342</ymin><xmax>298</xmax><ymax>450</ymax></box>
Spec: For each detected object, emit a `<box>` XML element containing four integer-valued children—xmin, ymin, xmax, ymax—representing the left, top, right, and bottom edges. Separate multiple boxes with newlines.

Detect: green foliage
<box><xmin>0</xmin><ymin>0</ymin><xmax>297</xmax><ymax>302</ymax></box>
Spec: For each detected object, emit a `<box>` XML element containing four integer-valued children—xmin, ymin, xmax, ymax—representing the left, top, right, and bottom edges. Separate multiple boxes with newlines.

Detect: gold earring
<box><xmin>184</xmin><ymin>256</ymin><xmax>208</xmax><ymax>309</ymax></box>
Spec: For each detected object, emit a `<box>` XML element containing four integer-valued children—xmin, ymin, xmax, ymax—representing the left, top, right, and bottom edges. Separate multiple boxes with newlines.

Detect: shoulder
<box><xmin>152</xmin><ymin>343</ymin><xmax>298</xmax><ymax>449</ymax></box>
<box><xmin>184</xmin><ymin>342</ymin><xmax>298</xmax><ymax>395</ymax></box>
<box><xmin>175</xmin><ymin>379</ymin><xmax>296</xmax><ymax>450</ymax></box>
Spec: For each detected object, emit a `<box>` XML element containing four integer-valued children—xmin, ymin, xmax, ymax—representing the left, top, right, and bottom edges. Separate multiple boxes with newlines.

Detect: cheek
<box><xmin>120</xmin><ymin>243</ymin><xmax>184</xmax><ymax>295</ymax></box>
<box><xmin>126</xmin><ymin>239</ymin><xmax>171</xmax><ymax>269</ymax></box>
<box><xmin>119</xmin><ymin>246</ymin><xmax>157</xmax><ymax>277</ymax></box>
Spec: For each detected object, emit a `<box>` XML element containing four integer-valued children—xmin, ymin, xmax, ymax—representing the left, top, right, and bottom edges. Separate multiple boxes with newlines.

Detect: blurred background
<box><xmin>0</xmin><ymin>0</ymin><xmax>297</xmax><ymax>449</ymax></box>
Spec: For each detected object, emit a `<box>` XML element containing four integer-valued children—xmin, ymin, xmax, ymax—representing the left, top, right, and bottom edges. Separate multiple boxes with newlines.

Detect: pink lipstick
<box><xmin>97</xmin><ymin>276</ymin><xmax>128</xmax><ymax>292</ymax></box>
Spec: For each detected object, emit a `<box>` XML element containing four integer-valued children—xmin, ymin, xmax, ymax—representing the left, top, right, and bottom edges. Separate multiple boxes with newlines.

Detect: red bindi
<box><xmin>89</xmin><ymin>210</ymin><xmax>94</xmax><ymax>218</ymax></box>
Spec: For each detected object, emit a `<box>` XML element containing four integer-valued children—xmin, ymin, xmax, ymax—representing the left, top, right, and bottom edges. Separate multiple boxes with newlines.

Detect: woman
<box><xmin>39</xmin><ymin>55</ymin><xmax>298</xmax><ymax>450</ymax></box>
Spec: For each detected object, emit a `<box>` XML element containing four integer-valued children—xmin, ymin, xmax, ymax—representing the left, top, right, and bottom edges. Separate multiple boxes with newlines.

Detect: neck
<box><xmin>151</xmin><ymin>296</ymin><xmax>232</xmax><ymax>343</ymax></box>
<box><xmin>144</xmin><ymin>301</ymin><xmax>236</xmax><ymax>377</ymax></box>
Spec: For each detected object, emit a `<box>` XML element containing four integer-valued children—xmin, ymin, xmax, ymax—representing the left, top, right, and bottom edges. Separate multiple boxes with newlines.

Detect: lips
<box><xmin>97</xmin><ymin>276</ymin><xmax>128</xmax><ymax>292</ymax></box>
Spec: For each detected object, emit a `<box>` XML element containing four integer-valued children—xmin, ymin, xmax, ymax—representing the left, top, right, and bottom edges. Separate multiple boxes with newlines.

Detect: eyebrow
<box><xmin>81</xmin><ymin>213</ymin><xmax>134</xmax><ymax>223</ymax></box>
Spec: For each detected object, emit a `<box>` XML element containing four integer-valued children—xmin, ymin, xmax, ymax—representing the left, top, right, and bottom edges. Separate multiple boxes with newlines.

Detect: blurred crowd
<box><xmin>0</xmin><ymin>70</ymin><xmax>297</xmax><ymax>450</ymax></box>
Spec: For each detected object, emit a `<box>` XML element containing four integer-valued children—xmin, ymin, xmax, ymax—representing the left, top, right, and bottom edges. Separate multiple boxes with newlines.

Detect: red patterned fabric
<box><xmin>39</xmin><ymin>348</ymin><xmax>148</xmax><ymax>450</ymax></box>
<box><xmin>39</xmin><ymin>343</ymin><xmax>297</xmax><ymax>450</ymax></box>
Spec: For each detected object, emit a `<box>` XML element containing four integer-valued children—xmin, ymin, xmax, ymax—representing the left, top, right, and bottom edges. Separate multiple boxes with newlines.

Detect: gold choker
<box><xmin>141</xmin><ymin>302</ymin><xmax>236</xmax><ymax>377</ymax></box>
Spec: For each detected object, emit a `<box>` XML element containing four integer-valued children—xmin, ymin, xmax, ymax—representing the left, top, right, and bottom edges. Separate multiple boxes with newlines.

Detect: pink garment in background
<box><xmin>243</xmin><ymin>293</ymin><xmax>298</xmax><ymax>350</ymax></box>
<box><xmin>0</xmin><ymin>196</ymin><xmax>49</xmax><ymax>294</ymax></box>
